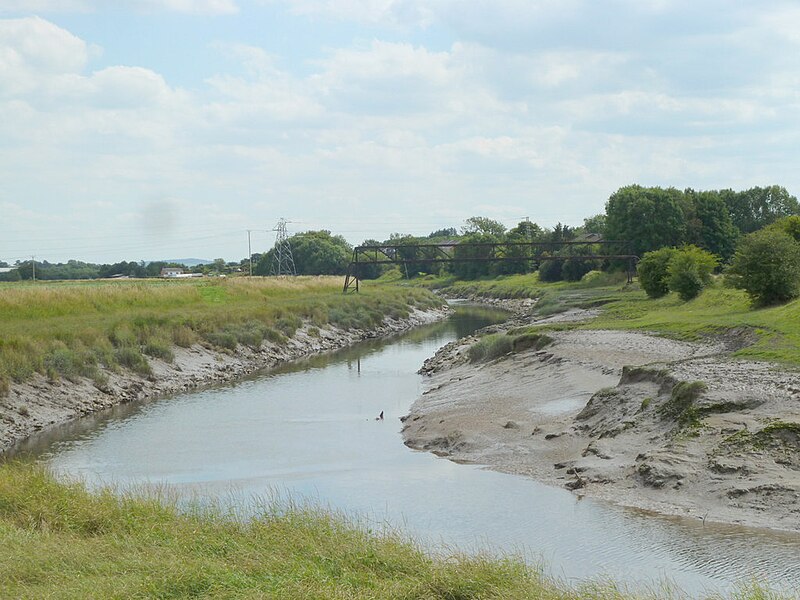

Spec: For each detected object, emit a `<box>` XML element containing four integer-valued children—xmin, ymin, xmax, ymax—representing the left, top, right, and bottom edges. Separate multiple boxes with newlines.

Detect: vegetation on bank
<box><xmin>0</xmin><ymin>277</ymin><xmax>441</xmax><ymax>395</ymax></box>
<box><xmin>413</xmin><ymin>269</ymin><xmax>800</xmax><ymax>366</ymax></box>
<box><xmin>0</xmin><ymin>462</ymin><xmax>785</xmax><ymax>600</ymax></box>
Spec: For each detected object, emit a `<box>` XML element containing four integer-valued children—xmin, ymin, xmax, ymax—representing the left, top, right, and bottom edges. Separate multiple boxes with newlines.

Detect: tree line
<box><xmin>3</xmin><ymin>184</ymin><xmax>798</xmax><ymax>300</ymax></box>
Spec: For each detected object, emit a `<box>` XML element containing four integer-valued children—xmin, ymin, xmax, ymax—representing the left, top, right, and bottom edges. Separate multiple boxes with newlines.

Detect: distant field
<box><xmin>0</xmin><ymin>277</ymin><xmax>441</xmax><ymax>392</ymax></box>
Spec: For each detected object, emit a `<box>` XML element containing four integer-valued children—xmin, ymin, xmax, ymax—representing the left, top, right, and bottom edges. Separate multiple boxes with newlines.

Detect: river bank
<box><xmin>1</xmin><ymin>305</ymin><xmax>449</xmax><ymax>455</ymax></box>
<box><xmin>403</xmin><ymin>303</ymin><xmax>800</xmax><ymax>533</ymax></box>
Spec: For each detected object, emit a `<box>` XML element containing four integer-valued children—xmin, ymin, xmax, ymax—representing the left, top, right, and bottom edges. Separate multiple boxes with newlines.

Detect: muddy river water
<box><xmin>18</xmin><ymin>306</ymin><xmax>800</xmax><ymax>596</ymax></box>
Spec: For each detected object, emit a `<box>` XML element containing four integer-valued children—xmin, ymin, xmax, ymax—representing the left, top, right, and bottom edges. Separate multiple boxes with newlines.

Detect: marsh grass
<box><xmin>0</xmin><ymin>462</ymin><xmax>786</xmax><ymax>599</ymax></box>
<box><xmin>0</xmin><ymin>277</ymin><xmax>441</xmax><ymax>388</ymax></box>
<box><xmin>469</xmin><ymin>331</ymin><xmax>552</xmax><ymax>363</ymax></box>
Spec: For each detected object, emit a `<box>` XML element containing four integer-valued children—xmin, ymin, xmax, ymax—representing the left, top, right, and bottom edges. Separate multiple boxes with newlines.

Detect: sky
<box><xmin>1</xmin><ymin>1</ymin><xmax>800</xmax><ymax>264</ymax></box>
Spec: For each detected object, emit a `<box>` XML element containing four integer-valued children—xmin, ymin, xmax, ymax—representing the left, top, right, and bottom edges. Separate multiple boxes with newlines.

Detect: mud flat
<box><xmin>403</xmin><ymin>310</ymin><xmax>800</xmax><ymax>532</ymax></box>
<box><xmin>1</xmin><ymin>307</ymin><xmax>449</xmax><ymax>455</ymax></box>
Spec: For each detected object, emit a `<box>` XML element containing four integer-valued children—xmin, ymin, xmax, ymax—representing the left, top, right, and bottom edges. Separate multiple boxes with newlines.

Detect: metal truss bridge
<box><xmin>343</xmin><ymin>239</ymin><xmax>638</xmax><ymax>292</ymax></box>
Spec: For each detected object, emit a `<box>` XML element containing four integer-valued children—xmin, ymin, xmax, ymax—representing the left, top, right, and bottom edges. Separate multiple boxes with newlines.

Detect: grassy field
<box><xmin>415</xmin><ymin>271</ymin><xmax>800</xmax><ymax>365</ymax></box>
<box><xmin>0</xmin><ymin>462</ymin><xmax>784</xmax><ymax>600</ymax></box>
<box><xmin>0</xmin><ymin>277</ymin><xmax>441</xmax><ymax>394</ymax></box>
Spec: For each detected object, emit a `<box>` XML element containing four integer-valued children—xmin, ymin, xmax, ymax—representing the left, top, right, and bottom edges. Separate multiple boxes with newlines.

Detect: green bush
<box><xmin>561</xmin><ymin>258</ymin><xmax>596</xmax><ymax>282</ymax></box>
<box><xmin>637</xmin><ymin>247</ymin><xmax>677</xmax><ymax>298</ymax></box>
<box><xmin>728</xmin><ymin>228</ymin><xmax>800</xmax><ymax>306</ymax></box>
<box><xmin>667</xmin><ymin>246</ymin><xmax>718</xmax><ymax>301</ymax></box>
<box><xmin>537</xmin><ymin>259</ymin><xmax>562</xmax><ymax>282</ymax></box>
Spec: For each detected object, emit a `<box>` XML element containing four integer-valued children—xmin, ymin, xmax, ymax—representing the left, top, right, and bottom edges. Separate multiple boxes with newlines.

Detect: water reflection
<box><xmin>14</xmin><ymin>305</ymin><xmax>800</xmax><ymax>596</ymax></box>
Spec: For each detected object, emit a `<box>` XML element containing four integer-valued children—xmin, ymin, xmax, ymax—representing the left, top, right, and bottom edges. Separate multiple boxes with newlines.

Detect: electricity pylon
<box><xmin>271</xmin><ymin>218</ymin><xmax>296</xmax><ymax>276</ymax></box>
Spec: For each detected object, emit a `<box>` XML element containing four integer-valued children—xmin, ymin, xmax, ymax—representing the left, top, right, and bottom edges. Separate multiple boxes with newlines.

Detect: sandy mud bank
<box><xmin>404</xmin><ymin>312</ymin><xmax>800</xmax><ymax>532</ymax></box>
<box><xmin>1</xmin><ymin>306</ymin><xmax>449</xmax><ymax>454</ymax></box>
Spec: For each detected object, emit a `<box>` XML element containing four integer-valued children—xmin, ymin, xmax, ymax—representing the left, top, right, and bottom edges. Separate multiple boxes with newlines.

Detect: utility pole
<box><xmin>247</xmin><ymin>230</ymin><xmax>253</xmax><ymax>277</ymax></box>
<box><xmin>31</xmin><ymin>255</ymin><xmax>36</xmax><ymax>282</ymax></box>
<box><xmin>271</xmin><ymin>218</ymin><xmax>296</xmax><ymax>276</ymax></box>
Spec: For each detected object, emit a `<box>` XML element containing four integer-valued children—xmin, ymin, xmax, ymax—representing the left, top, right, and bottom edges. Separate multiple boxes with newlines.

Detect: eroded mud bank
<box><xmin>404</xmin><ymin>309</ymin><xmax>800</xmax><ymax>532</ymax></box>
<box><xmin>1</xmin><ymin>307</ymin><xmax>449</xmax><ymax>454</ymax></box>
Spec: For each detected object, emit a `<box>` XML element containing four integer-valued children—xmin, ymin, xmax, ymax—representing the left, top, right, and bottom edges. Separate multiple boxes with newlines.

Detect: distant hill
<box><xmin>156</xmin><ymin>258</ymin><xmax>211</xmax><ymax>267</ymax></box>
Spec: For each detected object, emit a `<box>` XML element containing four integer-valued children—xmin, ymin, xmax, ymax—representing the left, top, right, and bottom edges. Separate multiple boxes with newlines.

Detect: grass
<box><xmin>0</xmin><ymin>462</ymin><xmax>787</xmax><ymax>599</ymax></box>
<box><xmin>0</xmin><ymin>277</ymin><xmax>442</xmax><ymax>392</ymax></box>
<box><xmin>413</xmin><ymin>270</ymin><xmax>800</xmax><ymax>365</ymax></box>
<box><xmin>468</xmin><ymin>331</ymin><xmax>553</xmax><ymax>363</ymax></box>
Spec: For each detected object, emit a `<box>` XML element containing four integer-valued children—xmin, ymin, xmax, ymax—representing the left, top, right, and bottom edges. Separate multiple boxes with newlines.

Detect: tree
<box><xmin>508</xmin><ymin>219</ymin><xmax>545</xmax><ymax>242</ymax></box>
<box><xmin>605</xmin><ymin>185</ymin><xmax>687</xmax><ymax>256</ymax></box>
<box><xmin>461</xmin><ymin>216</ymin><xmax>506</xmax><ymax>236</ymax></box>
<box><xmin>722</xmin><ymin>185</ymin><xmax>800</xmax><ymax>234</ymax></box>
<box><xmin>727</xmin><ymin>229</ymin><xmax>800</xmax><ymax>306</ymax></box>
<box><xmin>582</xmin><ymin>214</ymin><xmax>607</xmax><ymax>237</ymax></box>
<box><xmin>537</xmin><ymin>259</ymin><xmax>562</xmax><ymax>282</ymax></box>
<box><xmin>427</xmin><ymin>227</ymin><xmax>458</xmax><ymax>239</ymax></box>
<box><xmin>450</xmin><ymin>233</ymin><xmax>499</xmax><ymax>279</ymax></box>
<box><xmin>765</xmin><ymin>215</ymin><xmax>800</xmax><ymax>242</ymax></box>
<box><xmin>684</xmin><ymin>190</ymin><xmax>739</xmax><ymax>261</ymax></box>
<box><xmin>255</xmin><ymin>230</ymin><xmax>352</xmax><ymax>276</ymax></box>
<box><xmin>667</xmin><ymin>246</ymin><xmax>718</xmax><ymax>301</ymax></box>
<box><xmin>637</xmin><ymin>247</ymin><xmax>677</xmax><ymax>298</ymax></box>
<box><xmin>545</xmin><ymin>222</ymin><xmax>575</xmax><ymax>243</ymax></box>
<box><xmin>491</xmin><ymin>231</ymin><xmax>530</xmax><ymax>276</ymax></box>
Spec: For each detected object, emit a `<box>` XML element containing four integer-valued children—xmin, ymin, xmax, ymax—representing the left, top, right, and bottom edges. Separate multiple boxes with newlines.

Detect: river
<box><xmin>16</xmin><ymin>306</ymin><xmax>800</xmax><ymax>596</ymax></box>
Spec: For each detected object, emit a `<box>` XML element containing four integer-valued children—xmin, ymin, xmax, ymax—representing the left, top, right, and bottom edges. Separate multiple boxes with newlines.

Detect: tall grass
<box><xmin>0</xmin><ymin>462</ymin><xmax>786</xmax><ymax>599</ymax></box>
<box><xmin>0</xmin><ymin>277</ymin><xmax>442</xmax><ymax>391</ymax></box>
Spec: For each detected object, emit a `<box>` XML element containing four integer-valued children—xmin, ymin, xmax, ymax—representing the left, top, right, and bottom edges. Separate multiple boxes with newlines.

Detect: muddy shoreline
<box><xmin>1</xmin><ymin>306</ymin><xmax>449</xmax><ymax>455</ymax></box>
<box><xmin>403</xmin><ymin>303</ymin><xmax>800</xmax><ymax>533</ymax></box>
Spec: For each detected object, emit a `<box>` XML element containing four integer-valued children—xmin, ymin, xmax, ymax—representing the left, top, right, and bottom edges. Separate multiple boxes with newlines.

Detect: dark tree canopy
<box><xmin>721</xmin><ymin>185</ymin><xmax>800</xmax><ymax>234</ymax></box>
<box><xmin>683</xmin><ymin>190</ymin><xmax>739</xmax><ymax>260</ymax></box>
<box><xmin>605</xmin><ymin>185</ymin><xmax>686</xmax><ymax>256</ymax></box>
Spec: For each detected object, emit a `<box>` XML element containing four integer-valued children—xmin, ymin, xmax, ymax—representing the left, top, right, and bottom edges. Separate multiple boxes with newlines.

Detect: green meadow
<box><xmin>0</xmin><ymin>277</ymin><xmax>441</xmax><ymax>393</ymax></box>
<box><xmin>419</xmin><ymin>271</ymin><xmax>800</xmax><ymax>365</ymax></box>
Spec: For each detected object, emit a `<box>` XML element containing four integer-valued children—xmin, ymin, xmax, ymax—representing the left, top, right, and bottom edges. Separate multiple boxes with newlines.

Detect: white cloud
<box><xmin>0</xmin><ymin>0</ymin><xmax>238</xmax><ymax>15</ymax></box>
<box><xmin>3</xmin><ymin>7</ymin><xmax>800</xmax><ymax>261</ymax></box>
<box><xmin>0</xmin><ymin>17</ymin><xmax>88</xmax><ymax>94</ymax></box>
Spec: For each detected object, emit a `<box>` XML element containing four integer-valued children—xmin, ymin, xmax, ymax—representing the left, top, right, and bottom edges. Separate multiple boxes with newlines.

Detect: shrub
<box><xmin>637</xmin><ymin>248</ymin><xmax>677</xmax><ymax>298</ymax></box>
<box><xmin>667</xmin><ymin>246</ymin><xmax>718</xmax><ymax>301</ymax></box>
<box><xmin>0</xmin><ymin>376</ymin><xmax>9</xmax><ymax>397</ymax></box>
<box><xmin>727</xmin><ymin>228</ymin><xmax>800</xmax><ymax>306</ymax></box>
<box><xmin>537</xmin><ymin>259</ymin><xmax>562</xmax><ymax>282</ymax></box>
<box><xmin>561</xmin><ymin>258</ymin><xmax>596</xmax><ymax>282</ymax></box>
